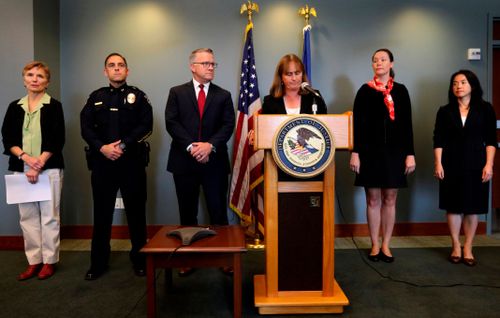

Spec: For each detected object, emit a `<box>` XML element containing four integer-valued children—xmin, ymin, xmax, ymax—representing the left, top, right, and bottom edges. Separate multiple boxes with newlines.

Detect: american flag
<box><xmin>229</xmin><ymin>22</ymin><xmax>264</xmax><ymax>235</ymax></box>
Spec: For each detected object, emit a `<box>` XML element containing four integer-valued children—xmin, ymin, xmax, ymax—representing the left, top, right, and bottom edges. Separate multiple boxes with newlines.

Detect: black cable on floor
<box><xmin>124</xmin><ymin>244</ymin><xmax>184</xmax><ymax>317</ymax></box>
<box><xmin>335</xmin><ymin>189</ymin><xmax>500</xmax><ymax>289</ymax></box>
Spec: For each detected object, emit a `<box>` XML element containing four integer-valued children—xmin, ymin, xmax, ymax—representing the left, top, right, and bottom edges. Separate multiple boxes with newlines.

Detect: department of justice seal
<box><xmin>272</xmin><ymin>115</ymin><xmax>335</xmax><ymax>178</ymax></box>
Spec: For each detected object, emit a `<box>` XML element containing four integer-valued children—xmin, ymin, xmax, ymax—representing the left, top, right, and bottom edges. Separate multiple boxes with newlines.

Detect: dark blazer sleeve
<box><xmin>203</xmin><ymin>85</ymin><xmax>235</xmax><ymax>149</ymax></box>
<box><xmin>483</xmin><ymin>102</ymin><xmax>497</xmax><ymax>147</ymax></box>
<box><xmin>80</xmin><ymin>91</ymin><xmax>105</xmax><ymax>151</ymax></box>
<box><xmin>262</xmin><ymin>95</ymin><xmax>285</xmax><ymax>114</ymax></box>
<box><xmin>433</xmin><ymin>105</ymin><xmax>448</xmax><ymax>149</ymax></box>
<box><xmin>165</xmin><ymin>83</ymin><xmax>199</xmax><ymax>150</ymax></box>
<box><xmin>397</xmin><ymin>84</ymin><xmax>415</xmax><ymax>156</ymax></box>
<box><xmin>1</xmin><ymin>100</ymin><xmax>23</xmax><ymax>156</ymax></box>
<box><xmin>41</xmin><ymin>99</ymin><xmax>65</xmax><ymax>155</ymax></box>
<box><xmin>352</xmin><ymin>85</ymin><xmax>368</xmax><ymax>154</ymax></box>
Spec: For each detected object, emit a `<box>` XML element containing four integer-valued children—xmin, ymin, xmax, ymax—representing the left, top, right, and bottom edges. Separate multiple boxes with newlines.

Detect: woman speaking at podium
<box><xmin>262</xmin><ymin>54</ymin><xmax>326</xmax><ymax>115</ymax></box>
<box><xmin>349</xmin><ymin>48</ymin><xmax>416</xmax><ymax>263</ymax></box>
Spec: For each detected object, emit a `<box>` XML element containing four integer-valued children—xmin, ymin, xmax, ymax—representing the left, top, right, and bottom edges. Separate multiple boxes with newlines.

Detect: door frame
<box><xmin>487</xmin><ymin>13</ymin><xmax>500</xmax><ymax>234</ymax></box>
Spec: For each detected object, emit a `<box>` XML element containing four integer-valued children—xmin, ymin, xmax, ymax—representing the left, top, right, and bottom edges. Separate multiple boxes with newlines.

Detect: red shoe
<box><xmin>17</xmin><ymin>264</ymin><xmax>42</xmax><ymax>281</ymax></box>
<box><xmin>38</xmin><ymin>264</ymin><xmax>55</xmax><ymax>280</ymax></box>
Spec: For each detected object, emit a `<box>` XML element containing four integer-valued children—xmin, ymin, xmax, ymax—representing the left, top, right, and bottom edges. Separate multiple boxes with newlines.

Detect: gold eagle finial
<box><xmin>298</xmin><ymin>4</ymin><xmax>317</xmax><ymax>26</ymax></box>
<box><xmin>240</xmin><ymin>1</ymin><xmax>259</xmax><ymax>22</ymax></box>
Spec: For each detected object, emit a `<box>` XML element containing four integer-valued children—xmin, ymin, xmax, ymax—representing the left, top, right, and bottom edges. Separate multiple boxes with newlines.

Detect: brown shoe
<box><xmin>38</xmin><ymin>264</ymin><xmax>55</xmax><ymax>280</ymax></box>
<box><xmin>463</xmin><ymin>258</ymin><xmax>477</xmax><ymax>267</ymax></box>
<box><xmin>178</xmin><ymin>267</ymin><xmax>195</xmax><ymax>277</ymax></box>
<box><xmin>17</xmin><ymin>264</ymin><xmax>42</xmax><ymax>281</ymax></box>
<box><xmin>448</xmin><ymin>255</ymin><xmax>461</xmax><ymax>264</ymax></box>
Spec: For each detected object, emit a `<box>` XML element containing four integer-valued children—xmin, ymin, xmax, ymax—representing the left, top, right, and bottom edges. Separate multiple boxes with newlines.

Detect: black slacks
<box><xmin>173</xmin><ymin>167</ymin><xmax>229</xmax><ymax>226</ymax></box>
<box><xmin>90</xmin><ymin>158</ymin><xmax>147</xmax><ymax>270</ymax></box>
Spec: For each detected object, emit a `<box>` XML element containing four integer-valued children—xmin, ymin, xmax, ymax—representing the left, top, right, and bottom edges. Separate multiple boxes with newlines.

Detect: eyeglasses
<box><xmin>192</xmin><ymin>62</ymin><xmax>218</xmax><ymax>69</ymax></box>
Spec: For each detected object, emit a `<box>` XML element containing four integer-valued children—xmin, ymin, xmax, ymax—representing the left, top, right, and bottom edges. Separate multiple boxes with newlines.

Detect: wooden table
<box><xmin>140</xmin><ymin>225</ymin><xmax>247</xmax><ymax>318</ymax></box>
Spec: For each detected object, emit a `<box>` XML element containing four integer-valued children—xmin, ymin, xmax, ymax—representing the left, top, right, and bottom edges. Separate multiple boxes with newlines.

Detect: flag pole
<box><xmin>236</xmin><ymin>1</ymin><xmax>265</xmax><ymax>250</ymax></box>
<box><xmin>299</xmin><ymin>4</ymin><xmax>317</xmax><ymax>83</ymax></box>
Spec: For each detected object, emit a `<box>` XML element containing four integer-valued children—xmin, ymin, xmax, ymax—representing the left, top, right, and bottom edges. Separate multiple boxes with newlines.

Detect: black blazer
<box><xmin>433</xmin><ymin>101</ymin><xmax>497</xmax><ymax>172</ymax></box>
<box><xmin>2</xmin><ymin>96</ymin><xmax>65</xmax><ymax>172</ymax></box>
<box><xmin>165</xmin><ymin>81</ymin><xmax>235</xmax><ymax>174</ymax></box>
<box><xmin>262</xmin><ymin>91</ymin><xmax>327</xmax><ymax>115</ymax></box>
<box><xmin>352</xmin><ymin>82</ymin><xmax>415</xmax><ymax>156</ymax></box>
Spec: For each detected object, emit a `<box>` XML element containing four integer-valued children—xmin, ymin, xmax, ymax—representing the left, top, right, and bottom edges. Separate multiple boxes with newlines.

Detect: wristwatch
<box><xmin>18</xmin><ymin>152</ymin><xmax>26</xmax><ymax>160</ymax></box>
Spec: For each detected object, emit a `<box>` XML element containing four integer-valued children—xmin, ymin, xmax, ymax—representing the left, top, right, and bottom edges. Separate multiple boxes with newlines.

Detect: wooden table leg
<box><xmin>233</xmin><ymin>254</ymin><xmax>242</xmax><ymax>318</ymax></box>
<box><xmin>146</xmin><ymin>255</ymin><xmax>156</xmax><ymax>318</ymax></box>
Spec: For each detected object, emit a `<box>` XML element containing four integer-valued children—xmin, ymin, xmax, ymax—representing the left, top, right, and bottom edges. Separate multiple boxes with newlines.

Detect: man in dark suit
<box><xmin>165</xmin><ymin>48</ymin><xmax>235</xmax><ymax>231</ymax></box>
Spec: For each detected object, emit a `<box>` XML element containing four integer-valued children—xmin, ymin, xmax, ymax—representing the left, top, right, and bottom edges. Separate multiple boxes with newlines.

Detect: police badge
<box><xmin>127</xmin><ymin>93</ymin><xmax>136</xmax><ymax>104</ymax></box>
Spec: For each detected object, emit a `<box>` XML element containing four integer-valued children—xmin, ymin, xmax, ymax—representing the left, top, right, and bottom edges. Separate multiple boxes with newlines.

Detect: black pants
<box><xmin>173</xmin><ymin>168</ymin><xmax>229</xmax><ymax>226</ymax></box>
<box><xmin>90</xmin><ymin>159</ymin><xmax>147</xmax><ymax>270</ymax></box>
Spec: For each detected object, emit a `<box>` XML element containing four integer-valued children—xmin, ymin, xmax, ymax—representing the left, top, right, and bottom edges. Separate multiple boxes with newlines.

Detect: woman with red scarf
<box><xmin>350</xmin><ymin>48</ymin><xmax>416</xmax><ymax>263</ymax></box>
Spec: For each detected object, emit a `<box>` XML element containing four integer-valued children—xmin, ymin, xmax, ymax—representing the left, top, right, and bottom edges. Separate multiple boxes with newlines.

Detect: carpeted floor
<box><xmin>1</xmin><ymin>247</ymin><xmax>500</xmax><ymax>318</ymax></box>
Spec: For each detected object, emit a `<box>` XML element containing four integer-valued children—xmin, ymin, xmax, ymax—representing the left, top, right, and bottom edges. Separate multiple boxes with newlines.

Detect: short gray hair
<box><xmin>189</xmin><ymin>48</ymin><xmax>214</xmax><ymax>64</ymax></box>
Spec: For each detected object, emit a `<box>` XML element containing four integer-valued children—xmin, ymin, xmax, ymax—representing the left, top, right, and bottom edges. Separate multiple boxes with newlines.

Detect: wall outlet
<box><xmin>114</xmin><ymin>198</ymin><xmax>125</xmax><ymax>209</ymax></box>
<box><xmin>467</xmin><ymin>48</ymin><xmax>481</xmax><ymax>60</ymax></box>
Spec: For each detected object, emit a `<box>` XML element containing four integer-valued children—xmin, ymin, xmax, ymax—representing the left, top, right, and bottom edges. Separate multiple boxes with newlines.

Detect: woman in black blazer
<box><xmin>350</xmin><ymin>48</ymin><xmax>416</xmax><ymax>263</ymax></box>
<box><xmin>433</xmin><ymin>70</ymin><xmax>496</xmax><ymax>266</ymax></box>
<box><xmin>262</xmin><ymin>54</ymin><xmax>327</xmax><ymax>115</ymax></box>
<box><xmin>1</xmin><ymin>61</ymin><xmax>65</xmax><ymax>280</ymax></box>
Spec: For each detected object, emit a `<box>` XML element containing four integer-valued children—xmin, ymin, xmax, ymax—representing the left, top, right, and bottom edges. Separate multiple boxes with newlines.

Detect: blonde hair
<box><xmin>22</xmin><ymin>61</ymin><xmax>50</xmax><ymax>81</ymax></box>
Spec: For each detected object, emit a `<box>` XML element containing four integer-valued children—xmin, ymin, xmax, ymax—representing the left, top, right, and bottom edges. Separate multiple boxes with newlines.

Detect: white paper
<box><xmin>5</xmin><ymin>174</ymin><xmax>51</xmax><ymax>204</ymax></box>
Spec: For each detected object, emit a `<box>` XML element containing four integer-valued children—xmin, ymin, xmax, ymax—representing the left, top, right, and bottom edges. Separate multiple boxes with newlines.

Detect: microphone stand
<box><xmin>312</xmin><ymin>97</ymin><xmax>318</xmax><ymax>115</ymax></box>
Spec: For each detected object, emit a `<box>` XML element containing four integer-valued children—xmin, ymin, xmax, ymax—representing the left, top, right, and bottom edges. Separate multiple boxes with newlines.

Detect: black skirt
<box><xmin>354</xmin><ymin>147</ymin><xmax>408</xmax><ymax>188</ymax></box>
<box><xmin>439</xmin><ymin>169</ymin><xmax>489</xmax><ymax>214</ymax></box>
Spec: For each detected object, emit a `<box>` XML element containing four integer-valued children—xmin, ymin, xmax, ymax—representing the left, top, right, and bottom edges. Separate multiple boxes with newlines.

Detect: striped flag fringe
<box><xmin>229</xmin><ymin>22</ymin><xmax>265</xmax><ymax>235</ymax></box>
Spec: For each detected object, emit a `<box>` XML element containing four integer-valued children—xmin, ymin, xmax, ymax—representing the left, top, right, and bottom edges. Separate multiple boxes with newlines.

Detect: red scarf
<box><xmin>367</xmin><ymin>77</ymin><xmax>395</xmax><ymax>121</ymax></box>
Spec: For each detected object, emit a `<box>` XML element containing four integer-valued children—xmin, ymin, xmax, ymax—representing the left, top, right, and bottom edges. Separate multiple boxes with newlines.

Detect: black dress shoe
<box><xmin>178</xmin><ymin>267</ymin><xmax>195</xmax><ymax>277</ymax></box>
<box><xmin>221</xmin><ymin>266</ymin><xmax>234</xmax><ymax>276</ymax></box>
<box><xmin>84</xmin><ymin>268</ymin><xmax>106</xmax><ymax>281</ymax></box>
<box><xmin>367</xmin><ymin>253</ymin><xmax>380</xmax><ymax>262</ymax></box>
<box><xmin>134</xmin><ymin>268</ymin><xmax>146</xmax><ymax>277</ymax></box>
<box><xmin>378</xmin><ymin>251</ymin><xmax>394</xmax><ymax>263</ymax></box>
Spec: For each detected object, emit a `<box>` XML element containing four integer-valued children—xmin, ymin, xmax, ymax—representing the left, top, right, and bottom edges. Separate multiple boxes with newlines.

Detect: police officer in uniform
<box><xmin>80</xmin><ymin>53</ymin><xmax>153</xmax><ymax>280</ymax></box>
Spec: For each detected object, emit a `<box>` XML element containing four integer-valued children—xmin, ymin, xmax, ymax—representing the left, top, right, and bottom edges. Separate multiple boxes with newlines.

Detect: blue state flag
<box><xmin>302</xmin><ymin>25</ymin><xmax>312</xmax><ymax>83</ymax></box>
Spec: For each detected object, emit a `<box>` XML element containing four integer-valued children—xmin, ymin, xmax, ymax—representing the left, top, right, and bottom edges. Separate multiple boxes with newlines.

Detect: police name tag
<box><xmin>272</xmin><ymin>115</ymin><xmax>335</xmax><ymax>178</ymax></box>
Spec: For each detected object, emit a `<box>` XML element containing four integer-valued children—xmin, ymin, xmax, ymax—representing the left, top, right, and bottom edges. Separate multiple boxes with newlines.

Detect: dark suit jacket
<box><xmin>165</xmin><ymin>81</ymin><xmax>235</xmax><ymax>174</ymax></box>
<box><xmin>433</xmin><ymin>101</ymin><xmax>497</xmax><ymax>173</ymax></box>
<box><xmin>261</xmin><ymin>91</ymin><xmax>327</xmax><ymax>115</ymax></box>
<box><xmin>2</xmin><ymin>96</ymin><xmax>65</xmax><ymax>172</ymax></box>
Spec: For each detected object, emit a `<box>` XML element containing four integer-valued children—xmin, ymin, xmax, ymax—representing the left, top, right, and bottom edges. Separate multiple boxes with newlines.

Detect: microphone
<box><xmin>312</xmin><ymin>103</ymin><xmax>318</xmax><ymax>115</ymax></box>
<box><xmin>300</xmin><ymin>82</ymin><xmax>321</xmax><ymax>97</ymax></box>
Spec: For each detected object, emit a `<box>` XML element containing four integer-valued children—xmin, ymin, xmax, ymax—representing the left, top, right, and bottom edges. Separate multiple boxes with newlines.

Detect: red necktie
<box><xmin>198</xmin><ymin>84</ymin><xmax>205</xmax><ymax>118</ymax></box>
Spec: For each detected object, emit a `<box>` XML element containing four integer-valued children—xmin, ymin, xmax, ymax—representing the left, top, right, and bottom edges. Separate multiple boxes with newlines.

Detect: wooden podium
<box><xmin>253</xmin><ymin>113</ymin><xmax>352</xmax><ymax>314</ymax></box>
